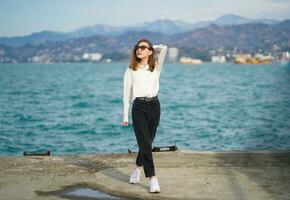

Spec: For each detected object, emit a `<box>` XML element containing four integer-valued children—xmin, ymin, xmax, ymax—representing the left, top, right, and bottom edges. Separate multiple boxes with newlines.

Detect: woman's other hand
<box><xmin>123</xmin><ymin>121</ymin><xmax>129</xmax><ymax>126</ymax></box>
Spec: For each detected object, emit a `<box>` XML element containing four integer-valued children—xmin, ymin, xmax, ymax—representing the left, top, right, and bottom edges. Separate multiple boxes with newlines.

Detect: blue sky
<box><xmin>0</xmin><ymin>0</ymin><xmax>290</xmax><ymax>37</ymax></box>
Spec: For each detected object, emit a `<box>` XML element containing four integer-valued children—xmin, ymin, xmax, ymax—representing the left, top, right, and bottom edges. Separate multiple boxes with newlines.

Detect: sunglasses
<box><xmin>134</xmin><ymin>45</ymin><xmax>151</xmax><ymax>51</ymax></box>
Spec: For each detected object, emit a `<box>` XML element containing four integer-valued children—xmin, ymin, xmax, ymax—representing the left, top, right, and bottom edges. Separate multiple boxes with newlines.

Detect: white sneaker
<box><xmin>149</xmin><ymin>176</ymin><xmax>160</xmax><ymax>193</ymax></box>
<box><xmin>129</xmin><ymin>167</ymin><xmax>141</xmax><ymax>184</ymax></box>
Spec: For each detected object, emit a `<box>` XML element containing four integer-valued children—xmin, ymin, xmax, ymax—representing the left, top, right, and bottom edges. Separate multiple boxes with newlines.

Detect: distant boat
<box><xmin>179</xmin><ymin>57</ymin><xmax>203</xmax><ymax>64</ymax></box>
<box><xmin>234</xmin><ymin>54</ymin><xmax>271</xmax><ymax>64</ymax></box>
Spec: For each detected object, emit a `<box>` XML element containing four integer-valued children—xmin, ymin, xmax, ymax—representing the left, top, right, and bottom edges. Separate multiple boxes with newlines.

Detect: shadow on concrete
<box><xmin>73</xmin><ymin>155</ymin><xmax>148</xmax><ymax>191</ymax></box>
<box><xmin>35</xmin><ymin>183</ymin><xmax>139</xmax><ymax>200</ymax></box>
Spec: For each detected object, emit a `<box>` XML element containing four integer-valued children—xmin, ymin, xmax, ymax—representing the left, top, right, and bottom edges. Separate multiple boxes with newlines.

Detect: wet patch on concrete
<box><xmin>35</xmin><ymin>183</ymin><xmax>138</xmax><ymax>200</ymax></box>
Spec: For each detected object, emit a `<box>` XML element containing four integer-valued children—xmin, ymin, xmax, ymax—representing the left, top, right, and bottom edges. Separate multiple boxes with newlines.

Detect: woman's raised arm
<box><xmin>153</xmin><ymin>44</ymin><xmax>168</xmax><ymax>72</ymax></box>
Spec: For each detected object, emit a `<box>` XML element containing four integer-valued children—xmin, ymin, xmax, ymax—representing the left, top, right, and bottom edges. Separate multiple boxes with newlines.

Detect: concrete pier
<box><xmin>1</xmin><ymin>150</ymin><xmax>290</xmax><ymax>200</ymax></box>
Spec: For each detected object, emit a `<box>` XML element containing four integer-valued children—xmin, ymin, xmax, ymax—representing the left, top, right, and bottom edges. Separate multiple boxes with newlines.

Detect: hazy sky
<box><xmin>1</xmin><ymin>0</ymin><xmax>290</xmax><ymax>37</ymax></box>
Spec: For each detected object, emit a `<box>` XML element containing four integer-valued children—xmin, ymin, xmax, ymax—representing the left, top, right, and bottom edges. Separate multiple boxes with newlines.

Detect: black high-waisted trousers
<box><xmin>132</xmin><ymin>96</ymin><xmax>161</xmax><ymax>177</ymax></box>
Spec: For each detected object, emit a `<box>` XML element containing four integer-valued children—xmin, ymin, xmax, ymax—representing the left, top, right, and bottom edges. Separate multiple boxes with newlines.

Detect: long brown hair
<box><xmin>129</xmin><ymin>38</ymin><xmax>156</xmax><ymax>72</ymax></box>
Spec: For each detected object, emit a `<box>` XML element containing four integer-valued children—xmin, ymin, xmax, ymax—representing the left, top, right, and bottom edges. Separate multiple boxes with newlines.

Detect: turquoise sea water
<box><xmin>0</xmin><ymin>63</ymin><xmax>290</xmax><ymax>156</ymax></box>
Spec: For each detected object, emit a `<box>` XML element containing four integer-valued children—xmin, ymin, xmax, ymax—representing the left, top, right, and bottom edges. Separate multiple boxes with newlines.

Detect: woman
<box><xmin>123</xmin><ymin>38</ymin><xmax>168</xmax><ymax>193</ymax></box>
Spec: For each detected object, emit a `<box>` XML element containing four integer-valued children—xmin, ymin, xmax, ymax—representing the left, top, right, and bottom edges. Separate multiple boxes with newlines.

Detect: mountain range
<box><xmin>0</xmin><ymin>14</ymin><xmax>281</xmax><ymax>46</ymax></box>
<box><xmin>1</xmin><ymin>18</ymin><xmax>289</xmax><ymax>63</ymax></box>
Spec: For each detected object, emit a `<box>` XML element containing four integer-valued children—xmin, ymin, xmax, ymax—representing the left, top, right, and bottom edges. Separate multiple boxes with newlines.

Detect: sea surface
<box><xmin>0</xmin><ymin>63</ymin><xmax>290</xmax><ymax>156</ymax></box>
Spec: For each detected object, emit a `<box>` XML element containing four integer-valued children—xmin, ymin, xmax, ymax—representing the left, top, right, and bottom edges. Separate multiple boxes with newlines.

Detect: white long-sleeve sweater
<box><xmin>123</xmin><ymin>44</ymin><xmax>168</xmax><ymax>122</ymax></box>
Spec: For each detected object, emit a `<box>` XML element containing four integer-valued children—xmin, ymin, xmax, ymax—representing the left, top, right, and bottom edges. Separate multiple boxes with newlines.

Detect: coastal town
<box><xmin>0</xmin><ymin>45</ymin><xmax>289</xmax><ymax>65</ymax></box>
<box><xmin>167</xmin><ymin>47</ymin><xmax>290</xmax><ymax>64</ymax></box>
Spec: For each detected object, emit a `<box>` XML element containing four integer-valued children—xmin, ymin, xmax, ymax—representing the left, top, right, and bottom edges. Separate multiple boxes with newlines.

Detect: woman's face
<box><xmin>135</xmin><ymin>42</ymin><xmax>152</xmax><ymax>60</ymax></box>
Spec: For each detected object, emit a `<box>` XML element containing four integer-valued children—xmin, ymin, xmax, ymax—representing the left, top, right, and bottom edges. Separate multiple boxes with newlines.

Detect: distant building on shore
<box><xmin>167</xmin><ymin>47</ymin><xmax>179</xmax><ymax>62</ymax></box>
<box><xmin>82</xmin><ymin>52</ymin><xmax>102</xmax><ymax>62</ymax></box>
<box><xmin>211</xmin><ymin>55</ymin><xmax>227</xmax><ymax>63</ymax></box>
<box><xmin>282</xmin><ymin>52</ymin><xmax>290</xmax><ymax>60</ymax></box>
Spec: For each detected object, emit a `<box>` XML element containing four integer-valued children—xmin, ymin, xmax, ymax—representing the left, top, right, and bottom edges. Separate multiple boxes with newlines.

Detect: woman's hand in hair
<box><xmin>123</xmin><ymin>121</ymin><xmax>129</xmax><ymax>126</ymax></box>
